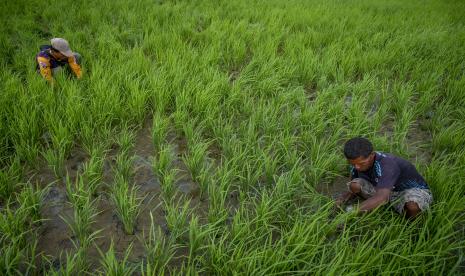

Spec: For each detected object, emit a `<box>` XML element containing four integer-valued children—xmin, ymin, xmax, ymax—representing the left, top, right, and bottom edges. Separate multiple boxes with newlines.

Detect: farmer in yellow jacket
<box><xmin>36</xmin><ymin>38</ymin><xmax>82</xmax><ymax>83</ymax></box>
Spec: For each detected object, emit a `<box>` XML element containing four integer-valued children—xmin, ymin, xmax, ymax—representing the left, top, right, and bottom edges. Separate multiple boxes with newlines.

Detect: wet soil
<box><xmin>30</xmin><ymin>118</ymin><xmax>229</xmax><ymax>272</ymax></box>
<box><xmin>31</xmin><ymin>112</ymin><xmax>433</xmax><ymax>271</ymax></box>
<box><xmin>379</xmin><ymin>118</ymin><xmax>433</xmax><ymax>163</ymax></box>
<box><xmin>315</xmin><ymin>175</ymin><xmax>348</xmax><ymax>200</ymax></box>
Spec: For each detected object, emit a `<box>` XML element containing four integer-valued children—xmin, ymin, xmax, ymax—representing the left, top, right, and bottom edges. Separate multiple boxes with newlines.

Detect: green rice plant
<box><xmin>0</xmin><ymin>199</ymin><xmax>40</xmax><ymax>275</ymax></box>
<box><xmin>160</xmin><ymin>168</ymin><xmax>177</xmax><ymax>200</ymax></box>
<box><xmin>207</xmin><ymin>181</ymin><xmax>228</xmax><ymax>224</ymax></box>
<box><xmin>110</xmin><ymin>174</ymin><xmax>144</xmax><ymax>235</ymax></box>
<box><xmin>141</xmin><ymin>212</ymin><xmax>177</xmax><ymax>275</ymax></box>
<box><xmin>15</xmin><ymin>182</ymin><xmax>47</xmax><ymax>223</ymax></box>
<box><xmin>163</xmin><ymin>196</ymin><xmax>192</xmax><ymax>241</ymax></box>
<box><xmin>44</xmin><ymin>245</ymin><xmax>89</xmax><ymax>276</ymax></box>
<box><xmin>196</xmin><ymin>161</ymin><xmax>214</xmax><ymax>199</ymax></box>
<box><xmin>114</xmin><ymin>152</ymin><xmax>134</xmax><ymax>181</ymax></box>
<box><xmin>392</xmin><ymin>109</ymin><xmax>415</xmax><ymax>156</ymax></box>
<box><xmin>0</xmin><ymin>235</ymin><xmax>38</xmax><ymax>275</ymax></box>
<box><xmin>98</xmin><ymin>242</ymin><xmax>136</xmax><ymax>276</ymax></box>
<box><xmin>81</xmin><ymin>147</ymin><xmax>106</xmax><ymax>196</ymax></box>
<box><xmin>116</xmin><ymin>127</ymin><xmax>135</xmax><ymax>154</ymax></box>
<box><xmin>63</xmin><ymin>176</ymin><xmax>100</xmax><ymax>248</ymax></box>
<box><xmin>187</xmin><ymin>215</ymin><xmax>216</xmax><ymax>268</ymax></box>
<box><xmin>0</xmin><ymin>237</ymin><xmax>24</xmax><ymax>275</ymax></box>
<box><xmin>432</xmin><ymin>122</ymin><xmax>465</xmax><ymax>154</ymax></box>
<box><xmin>8</xmin><ymin>96</ymin><xmax>42</xmax><ymax>165</ymax></box>
<box><xmin>125</xmin><ymin>77</ymin><xmax>149</xmax><ymax>125</ymax></box>
<box><xmin>152</xmin><ymin>144</ymin><xmax>175</xmax><ymax>178</ymax></box>
<box><xmin>80</xmin><ymin>123</ymin><xmax>115</xmax><ymax>155</ymax></box>
<box><xmin>0</xmin><ymin>156</ymin><xmax>22</xmax><ymax>203</ymax></box>
<box><xmin>42</xmin><ymin>120</ymin><xmax>75</xmax><ymax>177</ymax></box>
<box><xmin>182</xmin><ymin>140</ymin><xmax>210</xmax><ymax>184</ymax></box>
<box><xmin>65</xmin><ymin>175</ymin><xmax>89</xmax><ymax>207</ymax></box>
<box><xmin>152</xmin><ymin>112</ymin><xmax>170</xmax><ymax>151</ymax></box>
<box><xmin>43</xmin><ymin>147</ymin><xmax>67</xmax><ymax>178</ymax></box>
<box><xmin>182</xmin><ymin>119</ymin><xmax>205</xmax><ymax>150</ymax></box>
<box><xmin>62</xmin><ymin>197</ymin><xmax>100</xmax><ymax>249</ymax></box>
<box><xmin>261</xmin><ymin>149</ymin><xmax>282</xmax><ymax>184</ymax></box>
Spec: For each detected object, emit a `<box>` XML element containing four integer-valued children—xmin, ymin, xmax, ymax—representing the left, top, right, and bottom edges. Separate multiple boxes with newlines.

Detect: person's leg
<box><xmin>404</xmin><ymin>201</ymin><xmax>421</xmax><ymax>218</ymax></box>
<box><xmin>392</xmin><ymin>188</ymin><xmax>433</xmax><ymax>219</ymax></box>
<box><xmin>347</xmin><ymin>178</ymin><xmax>376</xmax><ymax>199</ymax></box>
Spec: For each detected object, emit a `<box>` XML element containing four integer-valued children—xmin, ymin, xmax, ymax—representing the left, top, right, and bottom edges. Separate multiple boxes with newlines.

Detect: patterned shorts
<box><xmin>348</xmin><ymin>178</ymin><xmax>433</xmax><ymax>214</ymax></box>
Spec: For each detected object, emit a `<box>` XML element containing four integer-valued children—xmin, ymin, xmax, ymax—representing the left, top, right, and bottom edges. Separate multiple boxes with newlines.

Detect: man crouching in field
<box><xmin>335</xmin><ymin>137</ymin><xmax>433</xmax><ymax>219</ymax></box>
<box><xmin>36</xmin><ymin>38</ymin><xmax>82</xmax><ymax>84</ymax></box>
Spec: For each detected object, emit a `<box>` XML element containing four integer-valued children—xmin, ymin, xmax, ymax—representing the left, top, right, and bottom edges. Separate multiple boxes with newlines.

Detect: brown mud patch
<box><xmin>315</xmin><ymin>175</ymin><xmax>348</xmax><ymax>200</ymax></box>
<box><xmin>32</xmin><ymin>118</ymin><xmax>224</xmax><ymax>272</ymax></box>
<box><xmin>304</xmin><ymin>82</ymin><xmax>317</xmax><ymax>102</ymax></box>
<box><xmin>379</xmin><ymin>118</ymin><xmax>432</xmax><ymax>164</ymax></box>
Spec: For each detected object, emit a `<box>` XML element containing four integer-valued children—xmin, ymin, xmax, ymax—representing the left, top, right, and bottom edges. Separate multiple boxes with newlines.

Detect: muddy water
<box><xmin>315</xmin><ymin>175</ymin><xmax>349</xmax><ymax>200</ymax></box>
<box><xmin>32</xmin><ymin>118</ymin><xmax>216</xmax><ymax>271</ymax></box>
<box><xmin>34</xmin><ymin>115</ymin><xmax>424</xmax><ymax>271</ymax></box>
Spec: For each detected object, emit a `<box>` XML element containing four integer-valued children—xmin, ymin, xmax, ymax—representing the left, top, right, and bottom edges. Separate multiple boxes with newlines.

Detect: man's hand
<box><xmin>358</xmin><ymin>188</ymin><xmax>391</xmax><ymax>213</ymax></box>
<box><xmin>335</xmin><ymin>191</ymin><xmax>354</xmax><ymax>209</ymax></box>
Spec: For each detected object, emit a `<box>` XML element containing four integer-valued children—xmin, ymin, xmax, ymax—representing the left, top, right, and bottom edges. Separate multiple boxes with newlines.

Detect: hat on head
<box><xmin>50</xmin><ymin>38</ymin><xmax>74</xmax><ymax>57</ymax></box>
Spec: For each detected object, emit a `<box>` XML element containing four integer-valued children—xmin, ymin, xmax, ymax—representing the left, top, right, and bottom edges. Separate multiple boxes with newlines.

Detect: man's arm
<box><xmin>358</xmin><ymin>188</ymin><xmax>391</xmax><ymax>213</ymax></box>
<box><xmin>68</xmin><ymin>56</ymin><xmax>82</xmax><ymax>78</ymax></box>
<box><xmin>335</xmin><ymin>190</ymin><xmax>355</xmax><ymax>207</ymax></box>
<box><xmin>336</xmin><ymin>167</ymin><xmax>359</xmax><ymax>207</ymax></box>
<box><xmin>37</xmin><ymin>56</ymin><xmax>53</xmax><ymax>82</ymax></box>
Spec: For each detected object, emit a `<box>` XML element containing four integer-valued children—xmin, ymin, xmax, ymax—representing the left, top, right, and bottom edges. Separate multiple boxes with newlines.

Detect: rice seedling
<box><xmin>0</xmin><ymin>156</ymin><xmax>22</xmax><ymax>203</ymax></box>
<box><xmin>98</xmin><ymin>242</ymin><xmax>136</xmax><ymax>276</ymax></box>
<box><xmin>152</xmin><ymin>111</ymin><xmax>170</xmax><ymax>151</ymax></box>
<box><xmin>0</xmin><ymin>199</ymin><xmax>40</xmax><ymax>275</ymax></box>
<box><xmin>44</xmin><ymin>245</ymin><xmax>89</xmax><ymax>276</ymax></box>
<box><xmin>116</xmin><ymin>127</ymin><xmax>135</xmax><ymax>154</ymax></box>
<box><xmin>110</xmin><ymin>174</ymin><xmax>144</xmax><ymax>235</ymax></box>
<box><xmin>182</xmin><ymin>140</ymin><xmax>210</xmax><ymax>184</ymax></box>
<box><xmin>141</xmin><ymin>212</ymin><xmax>177</xmax><ymax>275</ymax></box>
<box><xmin>63</xmin><ymin>175</ymin><xmax>100</xmax><ymax>248</ymax></box>
<box><xmin>159</xmin><ymin>167</ymin><xmax>177</xmax><ymax>200</ymax></box>
<box><xmin>114</xmin><ymin>152</ymin><xmax>134</xmax><ymax>181</ymax></box>
<box><xmin>15</xmin><ymin>182</ymin><xmax>47</xmax><ymax>223</ymax></box>
<box><xmin>196</xmin><ymin>161</ymin><xmax>214</xmax><ymax>199</ymax></box>
<box><xmin>163</xmin><ymin>196</ymin><xmax>193</xmax><ymax>242</ymax></box>
<box><xmin>81</xmin><ymin>150</ymin><xmax>106</xmax><ymax>196</ymax></box>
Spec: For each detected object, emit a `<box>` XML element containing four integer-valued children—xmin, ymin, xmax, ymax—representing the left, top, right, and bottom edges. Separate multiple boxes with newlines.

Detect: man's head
<box><xmin>344</xmin><ymin>137</ymin><xmax>375</xmax><ymax>172</ymax></box>
<box><xmin>50</xmin><ymin>38</ymin><xmax>73</xmax><ymax>60</ymax></box>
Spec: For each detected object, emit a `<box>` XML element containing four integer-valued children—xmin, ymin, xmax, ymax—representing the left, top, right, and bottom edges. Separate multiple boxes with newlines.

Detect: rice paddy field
<box><xmin>1</xmin><ymin>0</ymin><xmax>465</xmax><ymax>274</ymax></box>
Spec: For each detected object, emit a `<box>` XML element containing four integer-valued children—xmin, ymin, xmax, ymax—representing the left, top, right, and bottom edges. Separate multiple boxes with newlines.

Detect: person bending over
<box><xmin>36</xmin><ymin>38</ymin><xmax>82</xmax><ymax>83</ymax></box>
<box><xmin>336</xmin><ymin>137</ymin><xmax>432</xmax><ymax>218</ymax></box>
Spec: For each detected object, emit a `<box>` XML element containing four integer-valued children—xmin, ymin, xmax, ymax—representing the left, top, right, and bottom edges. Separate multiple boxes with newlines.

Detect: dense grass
<box><xmin>1</xmin><ymin>0</ymin><xmax>464</xmax><ymax>274</ymax></box>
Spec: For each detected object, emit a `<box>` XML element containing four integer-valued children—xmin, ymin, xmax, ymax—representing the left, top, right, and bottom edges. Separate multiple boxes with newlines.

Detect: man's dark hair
<box><xmin>344</xmin><ymin>137</ymin><xmax>373</xmax><ymax>159</ymax></box>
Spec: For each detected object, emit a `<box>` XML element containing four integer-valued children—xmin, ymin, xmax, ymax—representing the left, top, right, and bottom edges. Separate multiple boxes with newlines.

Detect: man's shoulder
<box><xmin>37</xmin><ymin>50</ymin><xmax>51</xmax><ymax>59</ymax></box>
<box><xmin>375</xmin><ymin>152</ymin><xmax>400</xmax><ymax>172</ymax></box>
<box><xmin>376</xmin><ymin>152</ymin><xmax>398</xmax><ymax>163</ymax></box>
